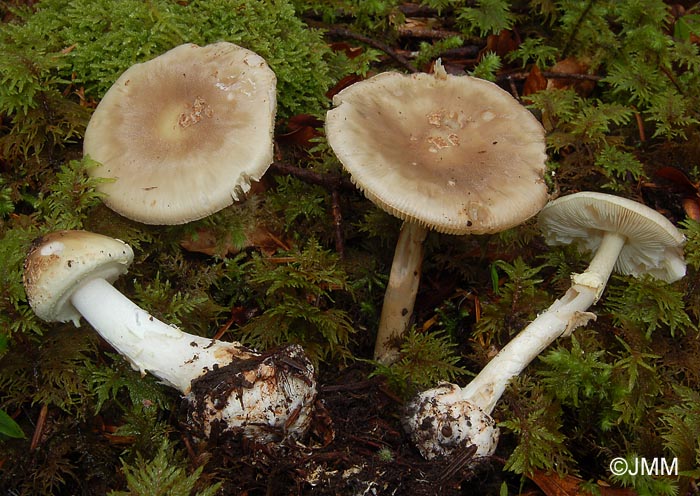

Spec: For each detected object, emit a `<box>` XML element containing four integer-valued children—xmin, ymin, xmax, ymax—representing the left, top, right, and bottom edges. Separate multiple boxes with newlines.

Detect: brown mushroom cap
<box><xmin>23</xmin><ymin>230</ymin><xmax>134</xmax><ymax>324</ymax></box>
<box><xmin>538</xmin><ymin>191</ymin><xmax>686</xmax><ymax>282</ymax></box>
<box><xmin>325</xmin><ymin>64</ymin><xmax>548</xmax><ymax>234</ymax></box>
<box><xmin>83</xmin><ymin>42</ymin><xmax>277</xmax><ymax>224</ymax></box>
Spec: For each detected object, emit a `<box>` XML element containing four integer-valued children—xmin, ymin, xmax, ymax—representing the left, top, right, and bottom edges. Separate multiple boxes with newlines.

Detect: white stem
<box><xmin>70</xmin><ymin>278</ymin><xmax>253</xmax><ymax>394</ymax></box>
<box><xmin>460</xmin><ymin>231</ymin><xmax>627</xmax><ymax>414</ymax></box>
<box><xmin>460</xmin><ymin>284</ymin><xmax>596</xmax><ymax>413</ymax></box>
<box><xmin>572</xmin><ymin>231</ymin><xmax>627</xmax><ymax>300</ymax></box>
<box><xmin>374</xmin><ymin>221</ymin><xmax>428</xmax><ymax>363</ymax></box>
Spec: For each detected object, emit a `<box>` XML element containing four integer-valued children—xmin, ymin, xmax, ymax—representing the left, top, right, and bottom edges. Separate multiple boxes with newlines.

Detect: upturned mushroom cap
<box><xmin>538</xmin><ymin>192</ymin><xmax>686</xmax><ymax>282</ymax></box>
<box><xmin>23</xmin><ymin>230</ymin><xmax>134</xmax><ymax>325</ymax></box>
<box><xmin>402</xmin><ymin>383</ymin><xmax>500</xmax><ymax>460</ymax></box>
<box><xmin>325</xmin><ymin>63</ymin><xmax>548</xmax><ymax>234</ymax></box>
<box><xmin>83</xmin><ymin>42</ymin><xmax>277</xmax><ymax>224</ymax></box>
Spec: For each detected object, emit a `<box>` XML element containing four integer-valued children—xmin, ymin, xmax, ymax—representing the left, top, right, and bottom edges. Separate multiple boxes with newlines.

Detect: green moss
<box><xmin>4</xmin><ymin>0</ymin><xmax>335</xmax><ymax>113</ymax></box>
<box><xmin>233</xmin><ymin>238</ymin><xmax>356</xmax><ymax>364</ymax></box>
<box><xmin>499</xmin><ymin>376</ymin><xmax>574</xmax><ymax>477</ymax></box>
<box><xmin>109</xmin><ymin>439</ymin><xmax>221</xmax><ymax>496</ymax></box>
<box><xmin>0</xmin><ymin>0</ymin><xmax>339</xmax><ymax>165</ymax></box>
<box><xmin>475</xmin><ymin>257</ymin><xmax>551</xmax><ymax>344</ymax></box>
<box><xmin>0</xmin><ymin>326</ymin><xmax>97</xmax><ymax>415</ymax></box>
<box><xmin>605</xmin><ymin>275</ymin><xmax>696</xmax><ymax>338</ymax></box>
<box><xmin>370</xmin><ymin>327</ymin><xmax>467</xmax><ymax>398</ymax></box>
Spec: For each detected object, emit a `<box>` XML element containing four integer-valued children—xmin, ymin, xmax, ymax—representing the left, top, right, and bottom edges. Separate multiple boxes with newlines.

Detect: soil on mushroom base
<box><xmin>193</xmin><ymin>363</ymin><xmax>512</xmax><ymax>495</ymax></box>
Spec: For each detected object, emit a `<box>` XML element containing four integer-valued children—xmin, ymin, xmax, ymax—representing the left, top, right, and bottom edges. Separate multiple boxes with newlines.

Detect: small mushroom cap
<box><xmin>538</xmin><ymin>191</ymin><xmax>686</xmax><ymax>282</ymax></box>
<box><xmin>325</xmin><ymin>64</ymin><xmax>548</xmax><ymax>235</ymax></box>
<box><xmin>83</xmin><ymin>42</ymin><xmax>277</xmax><ymax>224</ymax></box>
<box><xmin>402</xmin><ymin>383</ymin><xmax>500</xmax><ymax>460</ymax></box>
<box><xmin>23</xmin><ymin>230</ymin><xmax>134</xmax><ymax>325</ymax></box>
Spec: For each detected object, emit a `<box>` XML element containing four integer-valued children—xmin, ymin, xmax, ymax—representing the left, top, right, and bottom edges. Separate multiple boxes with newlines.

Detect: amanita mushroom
<box><xmin>83</xmin><ymin>42</ymin><xmax>277</xmax><ymax>225</ymax></box>
<box><xmin>325</xmin><ymin>61</ymin><xmax>548</xmax><ymax>363</ymax></box>
<box><xmin>22</xmin><ymin>230</ymin><xmax>316</xmax><ymax>442</ymax></box>
<box><xmin>403</xmin><ymin>191</ymin><xmax>686</xmax><ymax>459</ymax></box>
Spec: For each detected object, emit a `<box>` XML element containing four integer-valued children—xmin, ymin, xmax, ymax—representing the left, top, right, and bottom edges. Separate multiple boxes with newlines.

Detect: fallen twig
<box><xmin>270</xmin><ymin>161</ymin><xmax>356</xmax><ymax>192</ymax></box>
<box><xmin>326</xmin><ymin>27</ymin><xmax>419</xmax><ymax>73</ymax></box>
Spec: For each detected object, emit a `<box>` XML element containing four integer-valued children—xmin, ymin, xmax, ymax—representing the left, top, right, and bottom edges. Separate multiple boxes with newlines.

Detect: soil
<box><xmin>198</xmin><ymin>363</ymin><xmax>517</xmax><ymax>495</ymax></box>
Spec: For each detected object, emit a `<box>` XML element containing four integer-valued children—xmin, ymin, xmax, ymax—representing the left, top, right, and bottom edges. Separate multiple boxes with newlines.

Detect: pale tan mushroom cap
<box><xmin>83</xmin><ymin>42</ymin><xmax>277</xmax><ymax>224</ymax></box>
<box><xmin>538</xmin><ymin>192</ymin><xmax>686</xmax><ymax>282</ymax></box>
<box><xmin>325</xmin><ymin>66</ymin><xmax>548</xmax><ymax>234</ymax></box>
<box><xmin>23</xmin><ymin>230</ymin><xmax>134</xmax><ymax>324</ymax></box>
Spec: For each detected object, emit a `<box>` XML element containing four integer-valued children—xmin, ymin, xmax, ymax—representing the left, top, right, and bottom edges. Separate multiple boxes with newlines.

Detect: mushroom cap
<box><xmin>402</xmin><ymin>382</ymin><xmax>500</xmax><ymax>460</ymax></box>
<box><xmin>538</xmin><ymin>191</ymin><xmax>686</xmax><ymax>282</ymax></box>
<box><xmin>23</xmin><ymin>230</ymin><xmax>134</xmax><ymax>325</ymax></box>
<box><xmin>83</xmin><ymin>42</ymin><xmax>277</xmax><ymax>225</ymax></box>
<box><xmin>325</xmin><ymin>64</ymin><xmax>548</xmax><ymax>235</ymax></box>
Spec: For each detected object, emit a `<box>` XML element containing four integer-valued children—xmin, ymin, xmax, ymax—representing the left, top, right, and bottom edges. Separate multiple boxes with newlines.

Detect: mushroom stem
<box><xmin>374</xmin><ymin>221</ymin><xmax>428</xmax><ymax>362</ymax></box>
<box><xmin>460</xmin><ymin>230</ymin><xmax>627</xmax><ymax>414</ymax></box>
<box><xmin>402</xmin><ymin>280</ymin><xmax>602</xmax><ymax>460</ymax></box>
<box><xmin>572</xmin><ymin>231</ymin><xmax>627</xmax><ymax>300</ymax></box>
<box><xmin>459</xmin><ymin>283</ymin><xmax>597</xmax><ymax>414</ymax></box>
<box><xmin>23</xmin><ymin>229</ymin><xmax>318</xmax><ymax>443</ymax></box>
<box><xmin>70</xmin><ymin>277</ymin><xmax>253</xmax><ymax>394</ymax></box>
<box><xmin>69</xmin><ymin>277</ymin><xmax>316</xmax><ymax>442</ymax></box>
<box><xmin>404</xmin><ymin>228</ymin><xmax>635</xmax><ymax>459</ymax></box>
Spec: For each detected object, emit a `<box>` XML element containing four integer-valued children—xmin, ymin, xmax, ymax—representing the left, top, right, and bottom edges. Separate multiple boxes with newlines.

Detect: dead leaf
<box><xmin>546</xmin><ymin>58</ymin><xmax>596</xmax><ymax>96</ymax></box>
<box><xmin>682</xmin><ymin>197</ymin><xmax>700</xmax><ymax>221</ymax></box>
<box><xmin>654</xmin><ymin>166</ymin><xmax>700</xmax><ymax>220</ymax></box>
<box><xmin>400</xmin><ymin>17</ymin><xmax>432</xmax><ymax>33</ymax></box>
<box><xmin>528</xmin><ymin>470</ymin><xmax>637</xmax><ymax>496</ymax></box>
<box><xmin>483</xmin><ymin>30</ymin><xmax>519</xmax><ymax>58</ymax></box>
<box><xmin>523</xmin><ymin>65</ymin><xmax>547</xmax><ymax>96</ymax></box>
<box><xmin>656</xmin><ymin>166</ymin><xmax>699</xmax><ymax>195</ymax></box>
<box><xmin>180</xmin><ymin>226</ymin><xmax>288</xmax><ymax>257</ymax></box>
<box><xmin>326</xmin><ymin>74</ymin><xmax>362</xmax><ymax>99</ymax></box>
<box><xmin>277</xmin><ymin>114</ymin><xmax>323</xmax><ymax>149</ymax></box>
<box><xmin>328</xmin><ymin>41</ymin><xmax>364</xmax><ymax>59</ymax></box>
<box><xmin>308</xmin><ymin>399</ymin><xmax>335</xmax><ymax>448</ymax></box>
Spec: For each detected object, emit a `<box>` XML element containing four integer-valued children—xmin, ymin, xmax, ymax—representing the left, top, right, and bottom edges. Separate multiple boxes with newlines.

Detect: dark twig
<box><xmin>561</xmin><ymin>0</ymin><xmax>596</xmax><ymax>58</ymax></box>
<box><xmin>326</xmin><ymin>27</ymin><xmax>419</xmax><ymax>73</ymax></box>
<box><xmin>270</xmin><ymin>161</ymin><xmax>356</xmax><ymax>192</ymax></box>
<box><xmin>320</xmin><ymin>379</ymin><xmax>378</xmax><ymax>393</ymax></box>
<box><xmin>438</xmin><ymin>444</ymin><xmax>478</xmax><ymax>485</ymax></box>
<box><xmin>30</xmin><ymin>403</ymin><xmax>48</xmax><ymax>451</ymax></box>
<box><xmin>270</xmin><ymin>162</ymin><xmax>353</xmax><ymax>257</ymax></box>
<box><xmin>659</xmin><ymin>64</ymin><xmax>685</xmax><ymax>95</ymax></box>
<box><xmin>436</xmin><ymin>45</ymin><xmax>481</xmax><ymax>59</ymax></box>
<box><xmin>634</xmin><ymin>110</ymin><xmax>647</xmax><ymax>142</ymax></box>
<box><xmin>397</xmin><ymin>3</ymin><xmax>441</xmax><ymax>17</ymax></box>
<box><xmin>498</xmin><ymin>71</ymin><xmax>602</xmax><ymax>83</ymax></box>
<box><xmin>397</xmin><ymin>26</ymin><xmax>462</xmax><ymax>40</ymax></box>
<box><xmin>331</xmin><ymin>189</ymin><xmax>345</xmax><ymax>259</ymax></box>
<box><xmin>506</xmin><ymin>76</ymin><xmax>520</xmax><ymax>100</ymax></box>
<box><xmin>213</xmin><ymin>310</ymin><xmax>237</xmax><ymax>340</ymax></box>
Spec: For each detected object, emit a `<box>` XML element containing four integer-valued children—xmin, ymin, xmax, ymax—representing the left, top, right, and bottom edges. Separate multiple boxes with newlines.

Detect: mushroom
<box><xmin>325</xmin><ymin>61</ymin><xmax>548</xmax><ymax>363</ymax></box>
<box><xmin>22</xmin><ymin>230</ymin><xmax>316</xmax><ymax>443</ymax></box>
<box><xmin>403</xmin><ymin>191</ymin><xmax>686</xmax><ymax>460</ymax></box>
<box><xmin>83</xmin><ymin>42</ymin><xmax>277</xmax><ymax>225</ymax></box>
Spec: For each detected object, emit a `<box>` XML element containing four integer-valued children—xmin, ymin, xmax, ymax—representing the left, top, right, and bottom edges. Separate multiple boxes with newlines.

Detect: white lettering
<box><xmin>609</xmin><ymin>457</ymin><xmax>678</xmax><ymax>477</ymax></box>
<box><xmin>661</xmin><ymin>457</ymin><xmax>678</xmax><ymax>476</ymax></box>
